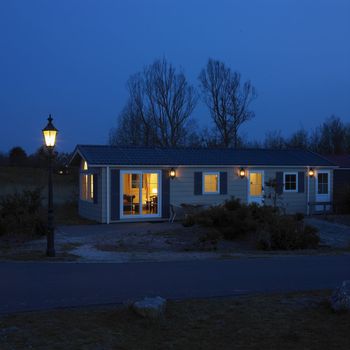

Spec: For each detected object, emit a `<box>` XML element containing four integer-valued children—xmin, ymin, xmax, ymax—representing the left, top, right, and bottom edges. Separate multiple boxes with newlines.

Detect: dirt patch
<box><xmin>1</xmin><ymin>290</ymin><xmax>349</xmax><ymax>350</ymax></box>
<box><xmin>323</xmin><ymin>214</ymin><xmax>350</xmax><ymax>227</ymax></box>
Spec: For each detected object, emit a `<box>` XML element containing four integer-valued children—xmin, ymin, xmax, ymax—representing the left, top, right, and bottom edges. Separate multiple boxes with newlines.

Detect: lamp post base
<box><xmin>46</xmin><ymin>248</ymin><xmax>56</xmax><ymax>257</ymax></box>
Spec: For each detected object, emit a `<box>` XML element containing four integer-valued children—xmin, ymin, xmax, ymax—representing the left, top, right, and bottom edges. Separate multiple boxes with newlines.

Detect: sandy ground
<box><xmin>2</xmin><ymin>217</ymin><xmax>346</xmax><ymax>263</ymax></box>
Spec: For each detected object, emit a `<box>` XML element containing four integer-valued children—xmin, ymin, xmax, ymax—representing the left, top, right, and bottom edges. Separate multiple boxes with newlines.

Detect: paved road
<box><xmin>1</xmin><ymin>255</ymin><xmax>350</xmax><ymax>314</ymax></box>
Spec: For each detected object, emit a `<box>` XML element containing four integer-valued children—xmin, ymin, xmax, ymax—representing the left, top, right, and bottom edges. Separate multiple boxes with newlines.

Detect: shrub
<box><xmin>257</xmin><ymin>217</ymin><xmax>320</xmax><ymax>250</ymax></box>
<box><xmin>182</xmin><ymin>214</ymin><xmax>196</xmax><ymax>227</ymax></box>
<box><xmin>182</xmin><ymin>196</ymin><xmax>320</xmax><ymax>250</ymax></box>
<box><xmin>0</xmin><ymin>188</ymin><xmax>46</xmax><ymax>237</ymax></box>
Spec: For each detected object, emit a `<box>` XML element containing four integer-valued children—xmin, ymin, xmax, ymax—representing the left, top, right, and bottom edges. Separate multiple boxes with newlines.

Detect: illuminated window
<box><xmin>90</xmin><ymin>175</ymin><xmax>94</xmax><ymax>200</ymax></box>
<box><xmin>81</xmin><ymin>174</ymin><xmax>94</xmax><ymax>201</ymax></box>
<box><xmin>203</xmin><ymin>172</ymin><xmax>219</xmax><ymax>194</ymax></box>
<box><xmin>284</xmin><ymin>173</ymin><xmax>298</xmax><ymax>192</ymax></box>
<box><xmin>83</xmin><ymin>161</ymin><xmax>88</xmax><ymax>170</ymax></box>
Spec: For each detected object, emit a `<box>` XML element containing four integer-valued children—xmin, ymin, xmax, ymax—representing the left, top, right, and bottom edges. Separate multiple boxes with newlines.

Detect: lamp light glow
<box><xmin>308</xmin><ymin>168</ymin><xmax>315</xmax><ymax>177</ymax></box>
<box><xmin>169</xmin><ymin>168</ymin><xmax>176</xmax><ymax>179</ymax></box>
<box><xmin>239</xmin><ymin>168</ymin><xmax>245</xmax><ymax>178</ymax></box>
<box><xmin>42</xmin><ymin>115</ymin><xmax>58</xmax><ymax>148</ymax></box>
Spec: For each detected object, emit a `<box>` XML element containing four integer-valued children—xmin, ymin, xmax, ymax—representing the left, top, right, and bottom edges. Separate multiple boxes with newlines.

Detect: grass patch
<box><xmin>95</xmin><ymin>240</ymin><xmax>129</xmax><ymax>252</ymax></box>
<box><xmin>60</xmin><ymin>242</ymin><xmax>83</xmax><ymax>251</ymax></box>
<box><xmin>0</xmin><ymin>290</ymin><xmax>349</xmax><ymax>349</ymax></box>
<box><xmin>54</xmin><ymin>202</ymin><xmax>96</xmax><ymax>225</ymax></box>
<box><xmin>0</xmin><ymin>249</ymin><xmax>79</xmax><ymax>261</ymax></box>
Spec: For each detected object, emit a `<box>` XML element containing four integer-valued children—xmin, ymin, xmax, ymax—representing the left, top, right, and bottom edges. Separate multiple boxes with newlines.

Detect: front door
<box><xmin>316</xmin><ymin>170</ymin><xmax>330</xmax><ymax>211</ymax></box>
<box><xmin>249</xmin><ymin>171</ymin><xmax>264</xmax><ymax>205</ymax></box>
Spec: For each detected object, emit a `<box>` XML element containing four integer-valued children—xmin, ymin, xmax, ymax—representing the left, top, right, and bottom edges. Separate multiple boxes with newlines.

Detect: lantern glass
<box><xmin>42</xmin><ymin>115</ymin><xmax>58</xmax><ymax>148</ymax></box>
<box><xmin>169</xmin><ymin>168</ymin><xmax>176</xmax><ymax>178</ymax></box>
<box><xmin>43</xmin><ymin>129</ymin><xmax>57</xmax><ymax>147</ymax></box>
<box><xmin>308</xmin><ymin>169</ymin><xmax>315</xmax><ymax>177</ymax></box>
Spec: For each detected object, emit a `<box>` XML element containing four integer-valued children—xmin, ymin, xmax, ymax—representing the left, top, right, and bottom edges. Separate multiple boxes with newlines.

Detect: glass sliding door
<box><xmin>142</xmin><ymin>173</ymin><xmax>159</xmax><ymax>215</ymax></box>
<box><xmin>122</xmin><ymin>173</ymin><xmax>141</xmax><ymax>216</ymax></box>
<box><xmin>121</xmin><ymin>171</ymin><xmax>160</xmax><ymax>218</ymax></box>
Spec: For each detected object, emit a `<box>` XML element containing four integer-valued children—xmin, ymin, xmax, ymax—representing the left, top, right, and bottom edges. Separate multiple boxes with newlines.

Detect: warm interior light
<box><xmin>239</xmin><ymin>168</ymin><xmax>245</xmax><ymax>178</ymax></box>
<box><xmin>152</xmin><ymin>188</ymin><xmax>158</xmax><ymax>194</ymax></box>
<box><xmin>83</xmin><ymin>161</ymin><xmax>88</xmax><ymax>170</ymax></box>
<box><xmin>42</xmin><ymin>115</ymin><xmax>58</xmax><ymax>148</ymax></box>
<box><xmin>308</xmin><ymin>169</ymin><xmax>315</xmax><ymax>177</ymax></box>
<box><xmin>169</xmin><ymin>168</ymin><xmax>176</xmax><ymax>179</ymax></box>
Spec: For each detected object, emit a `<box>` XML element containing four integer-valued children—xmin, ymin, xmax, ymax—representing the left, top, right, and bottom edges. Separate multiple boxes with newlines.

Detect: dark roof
<box><xmin>323</xmin><ymin>155</ymin><xmax>350</xmax><ymax>169</ymax></box>
<box><xmin>71</xmin><ymin>145</ymin><xmax>336</xmax><ymax>167</ymax></box>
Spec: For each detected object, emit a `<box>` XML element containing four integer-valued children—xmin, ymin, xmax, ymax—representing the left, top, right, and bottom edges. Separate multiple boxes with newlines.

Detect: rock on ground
<box><xmin>331</xmin><ymin>280</ymin><xmax>350</xmax><ymax>312</ymax></box>
<box><xmin>132</xmin><ymin>296</ymin><xmax>167</xmax><ymax>319</ymax></box>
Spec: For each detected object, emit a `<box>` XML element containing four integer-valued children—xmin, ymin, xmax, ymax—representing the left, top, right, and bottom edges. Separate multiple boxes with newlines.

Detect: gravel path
<box><xmin>305</xmin><ymin>217</ymin><xmax>350</xmax><ymax>248</ymax></box>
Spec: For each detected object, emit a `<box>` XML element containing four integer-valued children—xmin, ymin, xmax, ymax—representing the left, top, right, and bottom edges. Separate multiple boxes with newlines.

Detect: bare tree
<box><xmin>318</xmin><ymin>116</ymin><xmax>348</xmax><ymax>154</ymax></box>
<box><xmin>110</xmin><ymin>58</ymin><xmax>197</xmax><ymax>147</ymax></box>
<box><xmin>287</xmin><ymin>128</ymin><xmax>309</xmax><ymax>149</ymax></box>
<box><xmin>199</xmin><ymin>59</ymin><xmax>256</xmax><ymax>148</ymax></box>
<box><xmin>264</xmin><ymin>130</ymin><xmax>286</xmax><ymax>149</ymax></box>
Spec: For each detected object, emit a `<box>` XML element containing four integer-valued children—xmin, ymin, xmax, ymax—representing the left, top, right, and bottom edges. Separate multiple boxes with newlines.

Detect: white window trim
<box><xmin>316</xmin><ymin>170</ymin><xmax>330</xmax><ymax>195</ymax></box>
<box><xmin>203</xmin><ymin>171</ymin><xmax>220</xmax><ymax>194</ymax></box>
<box><xmin>283</xmin><ymin>172</ymin><xmax>298</xmax><ymax>193</ymax></box>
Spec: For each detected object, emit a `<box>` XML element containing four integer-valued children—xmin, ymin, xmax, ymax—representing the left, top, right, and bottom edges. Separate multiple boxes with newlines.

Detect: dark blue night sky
<box><xmin>0</xmin><ymin>0</ymin><xmax>349</xmax><ymax>153</ymax></box>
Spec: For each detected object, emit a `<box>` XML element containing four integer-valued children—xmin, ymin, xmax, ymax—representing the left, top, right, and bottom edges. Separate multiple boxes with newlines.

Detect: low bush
<box><xmin>184</xmin><ymin>197</ymin><xmax>320</xmax><ymax>250</ymax></box>
<box><xmin>257</xmin><ymin>217</ymin><xmax>320</xmax><ymax>250</ymax></box>
<box><xmin>0</xmin><ymin>188</ymin><xmax>46</xmax><ymax>237</ymax></box>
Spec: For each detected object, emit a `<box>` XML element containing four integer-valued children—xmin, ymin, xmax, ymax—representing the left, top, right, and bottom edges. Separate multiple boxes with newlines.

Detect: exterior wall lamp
<box><xmin>308</xmin><ymin>168</ymin><xmax>315</xmax><ymax>177</ymax></box>
<box><xmin>169</xmin><ymin>168</ymin><xmax>176</xmax><ymax>179</ymax></box>
<box><xmin>239</xmin><ymin>167</ymin><xmax>246</xmax><ymax>179</ymax></box>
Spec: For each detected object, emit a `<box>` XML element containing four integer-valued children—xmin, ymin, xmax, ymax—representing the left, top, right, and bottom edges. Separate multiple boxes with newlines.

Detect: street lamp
<box><xmin>42</xmin><ymin>115</ymin><xmax>58</xmax><ymax>257</ymax></box>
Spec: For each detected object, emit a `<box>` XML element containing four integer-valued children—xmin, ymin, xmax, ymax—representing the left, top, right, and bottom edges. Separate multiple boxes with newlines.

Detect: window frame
<box><xmin>283</xmin><ymin>172</ymin><xmax>298</xmax><ymax>193</ymax></box>
<box><xmin>316</xmin><ymin>171</ymin><xmax>330</xmax><ymax>195</ymax></box>
<box><xmin>119</xmin><ymin>170</ymin><xmax>162</xmax><ymax>219</ymax></box>
<box><xmin>202</xmin><ymin>171</ymin><xmax>220</xmax><ymax>194</ymax></box>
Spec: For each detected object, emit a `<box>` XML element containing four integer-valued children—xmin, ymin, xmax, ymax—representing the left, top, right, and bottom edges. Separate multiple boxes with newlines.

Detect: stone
<box><xmin>330</xmin><ymin>280</ymin><xmax>350</xmax><ymax>312</ymax></box>
<box><xmin>132</xmin><ymin>296</ymin><xmax>167</xmax><ymax>319</ymax></box>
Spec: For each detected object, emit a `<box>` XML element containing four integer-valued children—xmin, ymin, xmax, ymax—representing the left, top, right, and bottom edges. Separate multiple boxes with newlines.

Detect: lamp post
<box><xmin>42</xmin><ymin>115</ymin><xmax>58</xmax><ymax>257</ymax></box>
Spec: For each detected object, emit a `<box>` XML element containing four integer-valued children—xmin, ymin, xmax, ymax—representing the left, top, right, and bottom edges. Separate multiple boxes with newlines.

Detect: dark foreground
<box><xmin>1</xmin><ymin>291</ymin><xmax>350</xmax><ymax>350</ymax></box>
<box><xmin>1</xmin><ymin>254</ymin><xmax>350</xmax><ymax>314</ymax></box>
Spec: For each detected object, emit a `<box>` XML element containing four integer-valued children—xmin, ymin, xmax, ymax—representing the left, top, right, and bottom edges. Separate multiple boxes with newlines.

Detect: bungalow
<box><xmin>70</xmin><ymin>146</ymin><xmax>337</xmax><ymax>223</ymax></box>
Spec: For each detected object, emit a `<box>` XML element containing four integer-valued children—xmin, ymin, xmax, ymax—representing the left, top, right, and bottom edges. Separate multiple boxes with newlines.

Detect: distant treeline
<box><xmin>109</xmin><ymin>58</ymin><xmax>350</xmax><ymax>154</ymax></box>
<box><xmin>0</xmin><ymin>146</ymin><xmax>71</xmax><ymax>169</ymax></box>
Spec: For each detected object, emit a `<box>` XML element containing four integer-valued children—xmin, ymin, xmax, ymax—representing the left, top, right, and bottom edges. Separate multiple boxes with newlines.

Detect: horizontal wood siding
<box><xmin>78</xmin><ymin>168</ymin><xmax>103</xmax><ymax>222</ymax></box>
<box><xmin>263</xmin><ymin>168</ymin><xmax>308</xmax><ymax>214</ymax></box>
<box><xmin>170</xmin><ymin>167</ymin><xmax>247</xmax><ymax>207</ymax></box>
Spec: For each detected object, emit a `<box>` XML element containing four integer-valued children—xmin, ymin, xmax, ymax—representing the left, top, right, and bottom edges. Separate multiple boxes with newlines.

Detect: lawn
<box><xmin>1</xmin><ymin>290</ymin><xmax>349</xmax><ymax>350</ymax></box>
<box><xmin>0</xmin><ymin>166</ymin><xmax>78</xmax><ymax>205</ymax></box>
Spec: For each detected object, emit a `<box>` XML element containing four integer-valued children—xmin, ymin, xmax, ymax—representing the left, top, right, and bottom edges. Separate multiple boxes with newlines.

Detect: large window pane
<box><xmin>122</xmin><ymin>172</ymin><xmax>159</xmax><ymax>216</ymax></box>
<box><xmin>122</xmin><ymin>173</ymin><xmax>140</xmax><ymax>215</ymax></box>
<box><xmin>142</xmin><ymin>173</ymin><xmax>159</xmax><ymax>215</ymax></box>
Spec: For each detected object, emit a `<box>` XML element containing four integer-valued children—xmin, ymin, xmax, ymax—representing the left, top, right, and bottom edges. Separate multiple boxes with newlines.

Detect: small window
<box><xmin>81</xmin><ymin>174</ymin><xmax>94</xmax><ymax>201</ymax></box>
<box><xmin>83</xmin><ymin>161</ymin><xmax>88</xmax><ymax>171</ymax></box>
<box><xmin>284</xmin><ymin>172</ymin><xmax>298</xmax><ymax>192</ymax></box>
<box><xmin>203</xmin><ymin>172</ymin><xmax>219</xmax><ymax>194</ymax></box>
